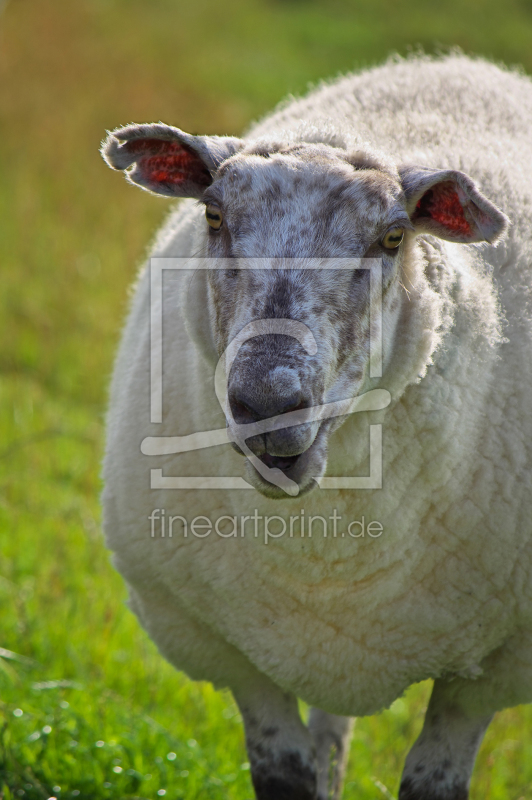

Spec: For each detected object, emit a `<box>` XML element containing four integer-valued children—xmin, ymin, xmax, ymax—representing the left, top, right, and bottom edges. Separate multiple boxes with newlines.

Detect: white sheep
<box><xmin>101</xmin><ymin>54</ymin><xmax>532</xmax><ymax>800</ymax></box>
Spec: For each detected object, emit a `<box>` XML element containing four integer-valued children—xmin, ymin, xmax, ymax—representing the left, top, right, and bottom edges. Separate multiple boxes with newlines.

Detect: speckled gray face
<box><xmin>102</xmin><ymin>123</ymin><xmax>508</xmax><ymax>497</ymax></box>
<box><xmin>199</xmin><ymin>145</ymin><xmax>411</xmax><ymax>497</ymax></box>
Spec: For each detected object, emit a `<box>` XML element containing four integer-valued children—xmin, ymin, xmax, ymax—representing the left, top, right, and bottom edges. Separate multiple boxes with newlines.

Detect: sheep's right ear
<box><xmin>101</xmin><ymin>123</ymin><xmax>243</xmax><ymax>198</ymax></box>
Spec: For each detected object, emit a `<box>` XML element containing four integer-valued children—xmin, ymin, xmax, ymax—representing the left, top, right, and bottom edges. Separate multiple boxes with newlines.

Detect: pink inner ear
<box><xmin>414</xmin><ymin>182</ymin><xmax>472</xmax><ymax>235</ymax></box>
<box><xmin>124</xmin><ymin>138</ymin><xmax>211</xmax><ymax>187</ymax></box>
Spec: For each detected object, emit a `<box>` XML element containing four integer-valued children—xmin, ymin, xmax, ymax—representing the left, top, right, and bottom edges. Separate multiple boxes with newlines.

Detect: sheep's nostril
<box><xmin>281</xmin><ymin>398</ymin><xmax>307</xmax><ymax>414</ymax></box>
<box><xmin>229</xmin><ymin>398</ymin><xmax>259</xmax><ymax>424</ymax></box>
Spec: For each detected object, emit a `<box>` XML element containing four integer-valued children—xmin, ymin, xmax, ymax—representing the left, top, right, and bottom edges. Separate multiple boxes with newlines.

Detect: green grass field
<box><xmin>2</xmin><ymin>0</ymin><xmax>532</xmax><ymax>797</ymax></box>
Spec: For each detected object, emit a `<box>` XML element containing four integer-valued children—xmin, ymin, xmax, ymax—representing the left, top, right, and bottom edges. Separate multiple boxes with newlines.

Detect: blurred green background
<box><xmin>2</xmin><ymin>0</ymin><xmax>532</xmax><ymax>798</ymax></box>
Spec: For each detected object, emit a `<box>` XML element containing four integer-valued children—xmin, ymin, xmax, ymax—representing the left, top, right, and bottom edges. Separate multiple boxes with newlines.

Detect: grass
<box><xmin>2</xmin><ymin>0</ymin><xmax>532</xmax><ymax>797</ymax></box>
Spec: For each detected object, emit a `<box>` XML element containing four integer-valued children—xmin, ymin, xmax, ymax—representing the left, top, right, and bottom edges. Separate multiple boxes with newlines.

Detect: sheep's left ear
<box><xmin>399</xmin><ymin>165</ymin><xmax>509</xmax><ymax>244</ymax></box>
<box><xmin>101</xmin><ymin>123</ymin><xmax>244</xmax><ymax>198</ymax></box>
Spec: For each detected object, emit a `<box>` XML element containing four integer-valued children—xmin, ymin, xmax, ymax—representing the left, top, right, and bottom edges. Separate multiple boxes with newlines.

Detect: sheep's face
<box><xmin>102</xmin><ymin>124</ymin><xmax>509</xmax><ymax>498</ymax></box>
<box><xmin>201</xmin><ymin>145</ymin><xmax>410</xmax><ymax>496</ymax></box>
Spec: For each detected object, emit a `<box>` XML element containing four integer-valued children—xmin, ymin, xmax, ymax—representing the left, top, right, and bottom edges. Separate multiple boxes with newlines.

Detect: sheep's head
<box><xmin>102</xmin><ymin>123</ymin><xmax>508</xmax><ymax>498</ymax></box>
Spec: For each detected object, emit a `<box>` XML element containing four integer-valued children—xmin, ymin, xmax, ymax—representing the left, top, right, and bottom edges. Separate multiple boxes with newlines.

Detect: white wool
<box><xmin>102</xmin><ymin>55</ymin><xmax>532</xmax><ymax>719</ymax></box>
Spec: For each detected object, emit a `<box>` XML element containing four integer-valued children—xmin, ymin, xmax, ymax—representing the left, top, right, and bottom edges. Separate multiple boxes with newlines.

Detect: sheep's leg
<box><xmin>399</xmin><ymin>678</ymin><xmax>493</xmax><ymax>800</ymax></box>
<box><xmin>232</xmin><ymin>676</ymin><xmax>317</xmax><ymax>800</ymax></box>
<box><xmin>308</xmin><ymin>708</ymin><xmax>354</xmax><ymax>800</ymax></box>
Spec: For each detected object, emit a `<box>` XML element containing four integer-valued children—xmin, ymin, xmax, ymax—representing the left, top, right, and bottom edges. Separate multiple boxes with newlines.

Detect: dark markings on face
<box><xmin>262</xmin><ymin>273</ymin><xmax>299</xmax><ymax>319</ymax></box>
<box><xmin>203</xmin><ymin>141</ymin><xmax>410</xmax><ymax>485</ymax></box>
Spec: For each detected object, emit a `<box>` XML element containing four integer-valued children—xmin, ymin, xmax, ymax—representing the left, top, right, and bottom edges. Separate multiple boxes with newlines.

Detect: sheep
<box><xmin>100</xmin><ymin>53</ymin><xmax>532</xmax><ymax>800</ymax></box>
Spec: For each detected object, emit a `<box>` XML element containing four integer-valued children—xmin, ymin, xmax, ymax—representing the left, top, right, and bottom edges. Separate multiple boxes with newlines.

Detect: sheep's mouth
<box><xmin>245</xmin><ymin>426</ymin><xmax>329</xmax><ymax>499</ymax></box>
<box><xmin>258</xmin><ymin>452</ymin><xmax>302</xmax><ymax>472</ymax></box>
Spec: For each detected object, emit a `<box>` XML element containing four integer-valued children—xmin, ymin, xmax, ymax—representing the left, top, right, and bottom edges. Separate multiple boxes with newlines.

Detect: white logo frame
<box><xmin>141</xmin><ymin>258</ymin><xmax>390</xmax><ymax>494</ymax></box>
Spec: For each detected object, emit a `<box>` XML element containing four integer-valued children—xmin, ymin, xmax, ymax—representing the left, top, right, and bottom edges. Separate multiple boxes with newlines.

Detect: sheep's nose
<box><xmin>228</xmin><ymin>387</ymin><xmax>307</xmax><ymax>425</ymax></box>
<box><xmin>227</xmin><ymin>366</ymin><xmax>319</xmax><ymax>458</ymax></box>
<box><xmin>227</xmin><ymin>381</ymin><xmax>318</xmax><ymax>461</ymax></box>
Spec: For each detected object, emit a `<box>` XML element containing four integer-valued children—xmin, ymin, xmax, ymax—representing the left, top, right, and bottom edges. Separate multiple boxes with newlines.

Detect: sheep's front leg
<box><xmin>399</xmin><ymin>678</ymin><xmax>493</xmax><ymax>800</ymax></box>
<box><xmin>232</xmin><ymin>675</ymin><xmax>317</xmax><ymax>800</ymax></box>
<box><xmin>308</xmin><ymin>708</ymin><xmax>354</xmax><ymax>800</ymax></box>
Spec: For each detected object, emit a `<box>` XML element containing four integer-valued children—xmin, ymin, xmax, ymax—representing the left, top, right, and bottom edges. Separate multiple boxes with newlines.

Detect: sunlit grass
<box><xmin>2</xmin><ymin>0</ymin><xmax>532</xmax><ymax>796</ymax></box>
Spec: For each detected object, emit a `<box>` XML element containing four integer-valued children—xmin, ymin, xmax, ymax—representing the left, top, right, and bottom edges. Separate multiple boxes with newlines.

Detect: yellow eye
<box><xmin>381</xmin><ymin>227</ymin><xmax>404</xmax><ymax>249</ymax></box>
<box><xmin>206</xmin><ymin>204</ymin><xmax>223</xmax><ymax>230</ymax></box>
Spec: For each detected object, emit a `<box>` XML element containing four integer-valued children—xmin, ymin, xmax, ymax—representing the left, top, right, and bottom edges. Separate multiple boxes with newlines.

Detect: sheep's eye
<box><xmin>206</xmin><ymin>204</ymin><xmax>223</xmax><ymax>230</ymax></box>
<box><xmin>381</xmin><ymin>227</ymin><xmax>404</xmax><ymax>249</ymax></box>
